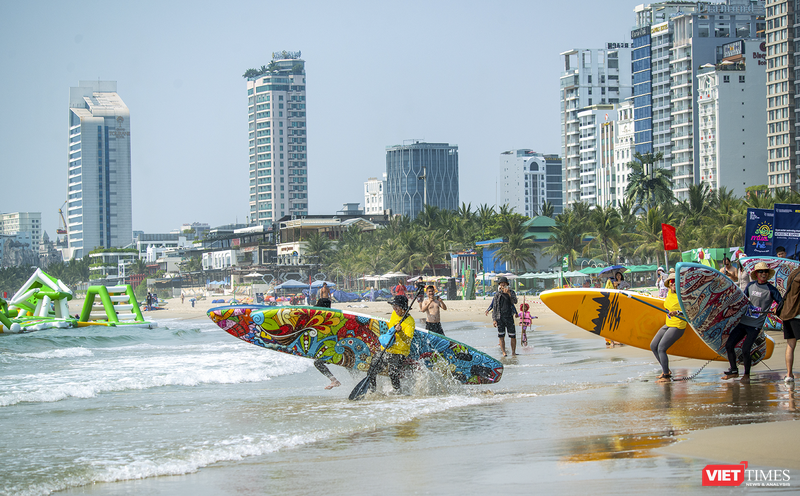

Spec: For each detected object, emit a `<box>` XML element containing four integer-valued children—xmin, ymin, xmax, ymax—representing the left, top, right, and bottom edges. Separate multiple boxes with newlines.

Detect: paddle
<box><xmin>621</xmin><ymin>292</ymin><xmax>688</xmax><ymax>322</ymax></box>
<box><xmin>349</xmin><ymin>284</ymin><xmax>425</xmax><ymax>401</ymax></box>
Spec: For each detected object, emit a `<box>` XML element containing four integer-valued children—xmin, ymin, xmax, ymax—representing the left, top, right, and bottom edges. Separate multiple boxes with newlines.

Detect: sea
<box><xmin>1</xmin><ymin>315</ymin><xmax>799</xmax><ymax>495</ymax></box>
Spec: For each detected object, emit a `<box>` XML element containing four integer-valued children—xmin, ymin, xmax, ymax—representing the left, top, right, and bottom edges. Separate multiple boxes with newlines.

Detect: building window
<box><xmin>739</xmin><ymin>75</ymin><xmax>745</xmax><ymax>83</ymax></box>
<box><xmin>723</xmin><ymin>75</ymin><xmax>730</xmax><ymax>83</ymax></box>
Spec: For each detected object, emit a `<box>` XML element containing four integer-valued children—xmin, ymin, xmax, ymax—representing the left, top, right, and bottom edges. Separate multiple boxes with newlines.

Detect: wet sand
<box><xmin>64</xmin><ymin>294</ymin><xmax>800</xmax><ymax>492</ymax></box>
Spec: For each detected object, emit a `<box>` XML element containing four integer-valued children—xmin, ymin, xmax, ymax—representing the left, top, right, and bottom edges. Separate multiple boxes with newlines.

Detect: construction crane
<box><xmin>57</xmin><ymin>201</ymin><xmax>68</xmax><ymax>235</ymax></box>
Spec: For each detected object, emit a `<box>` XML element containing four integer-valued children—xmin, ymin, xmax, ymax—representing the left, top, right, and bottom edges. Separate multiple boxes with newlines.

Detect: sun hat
<box><xmin>497</xmin><ymin>276</ymin><xmax>509</xmax><ymax>285</ymax></box>
<box><xmin>666</xmin><ymin>273</ymin><xmax>676</xmax><ymax>284</ymax></box>
<box><xmin>750</xmin><ymin>261</ymin><xmax>775</xmax><ymax>281</ymax></box>
<box><xmin>388</xmin><ymin>295</ymin><xmax>409</xmax><ymax>310</ymax></box>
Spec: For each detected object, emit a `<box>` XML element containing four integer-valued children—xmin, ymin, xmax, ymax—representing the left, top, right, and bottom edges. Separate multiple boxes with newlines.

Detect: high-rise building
<box><xmin>560</xmin><ymin>47</ymin><xmax>632</xmax><ymax>208</ymax></box>
<box><xmin>0</xmin><ymin>212</ymin><xmax>42</xmax><ymax>250</ymax></box>
<box><xmin>576</xmin><ymin>105</ymin><xmax>618</xmax><ymax>207</ymax></box>
<box><xmin>385</xmin><ymin>141</ymin><xmax>459</xmax><ymax>219</ymax></box>
<box><xmin>613</xmin><ymin>99</ymin><xmax>635</xmax><ymax>203</ymax></box>
<box><xmin>364</xmin><ymin>175</ymin><xmax>386</xmax><ymax>215</ymax></box>
<box><xmin>498</xmin><ymin>150</ymin><xmax>563</xmax><ymax>218</ymax></box>
<box><xmin>67</xmin><ymin>81</ymin><xmax>133</xmax><ymax>259</ymax></box>
<box><xmin>766</xmin><ymin>0</ymin><xmax>795</xmax><ymax>192</ymax></box>
<box><xmin>246</xmin><ymin>51</ymin><xmax>308</xmax><ymax>226</ymax></box>
<box><xmin>697</xmin><ymin>39</ymin><xmax>767</xmax><ymax>196</ymax></box>
<box><xmin>630</xmin><ymin>1</ymin><xmax>766</xmax><ymax>200</ymax></box>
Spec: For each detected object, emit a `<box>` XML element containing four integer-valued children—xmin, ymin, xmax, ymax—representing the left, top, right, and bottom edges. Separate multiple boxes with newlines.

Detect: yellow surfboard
<box><xmin>540</xmin><ymin>288</ymin><xmax>743</xmax><ymax>361</ymax></box>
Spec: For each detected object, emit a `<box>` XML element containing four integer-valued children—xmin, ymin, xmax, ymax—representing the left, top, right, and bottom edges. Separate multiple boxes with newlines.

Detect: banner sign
<box><xmin>772</xmin><ymin>203</ymin><xmax>800</xmax><ymax>258</ymax></box>
<box><xmin>744</xmin><ymin>208</ymin><xmax>773</xmax><ymax>256</ymax></box>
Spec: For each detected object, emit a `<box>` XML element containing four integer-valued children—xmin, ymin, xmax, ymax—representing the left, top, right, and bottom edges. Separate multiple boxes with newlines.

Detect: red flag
<box><xmin>662</xmin><ymin>223</ymin><xmax>678</xmax><ymax>251</ymax></box>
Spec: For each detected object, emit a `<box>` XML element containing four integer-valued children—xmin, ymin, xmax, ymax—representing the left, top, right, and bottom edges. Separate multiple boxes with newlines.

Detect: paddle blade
<box><xmin>348</xmin><ymin>376</ymin><xmax>371</xmax><ymax>401</ymax></box>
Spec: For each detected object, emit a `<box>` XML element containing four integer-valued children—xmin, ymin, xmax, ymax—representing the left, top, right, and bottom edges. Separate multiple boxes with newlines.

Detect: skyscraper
<box><xmin>766</xmin><ymin>0</ymin><xmax>795</xmax><ymax>192</ymax></box>
<box><xmin>385</xmin><ymin>141</ymin><xmax>459</xmax><ymax>219</ymax></box>
<box><xmin>630</xmin><ymin>1</ymin><xmax>765</xmax><ymax>199</ymax></box>
<box><xmin>560</xmin><ymin>47</ymin><xmax>632</xmax><ymax>208</ymax></box>
<box><xmin>246</xmin><ymin>51</ymin><xmax>308</xmax><ymax>226</ymax></box>
<box><xmin>67</xmin><ymin>81</ymin><xmax>132</xmax><ymax>259</ymax></box>
<box><xmin>498</xmin><ymin>150</ymin><xmax>563</xmax><ymax>217</ymax></box>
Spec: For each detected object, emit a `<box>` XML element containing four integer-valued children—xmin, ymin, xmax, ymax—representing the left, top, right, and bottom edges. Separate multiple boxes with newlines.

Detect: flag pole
<box><xmin>665</xmin><ymin>250</ymin><xmax>669</xmax><ymax>272</ymax></box>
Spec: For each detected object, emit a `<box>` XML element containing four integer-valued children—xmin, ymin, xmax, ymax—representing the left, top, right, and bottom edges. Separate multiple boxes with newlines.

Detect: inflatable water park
<box><xmin>0</xmin><ymin>268</ymin><xmax>156</xmax><ymax>333</ymax></box>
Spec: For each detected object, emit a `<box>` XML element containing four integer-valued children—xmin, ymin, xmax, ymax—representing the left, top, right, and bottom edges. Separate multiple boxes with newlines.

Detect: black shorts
<box><xmin>497</xmin><ymin>319</ymin><xmax>516</xmax><ymax>339</ymax></box>
<box><xmin>784</xmin><ymin>318</ymin><xmax>800</xmax><ymax>340</ymax></box>
<box><xmin>426</xmin><ymin>321</ymin><xmax>445</xmax><ymax>335</ymax></box>
<box><xmin>315</xmin><ymin>298</ymin><xmax>331</xmax><ymax>308</ymax></box>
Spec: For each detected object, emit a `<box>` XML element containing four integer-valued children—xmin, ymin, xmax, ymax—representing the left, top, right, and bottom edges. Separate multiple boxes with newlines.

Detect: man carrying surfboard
<box><xmin>369</xmin><ymin>295</ymin><xmax>416</xmax><ymax>393</ymax></box>
<box><xmin>723</xmin><ymin>262</ymin><xmax>782</xmax><ymax>383</ymax></box>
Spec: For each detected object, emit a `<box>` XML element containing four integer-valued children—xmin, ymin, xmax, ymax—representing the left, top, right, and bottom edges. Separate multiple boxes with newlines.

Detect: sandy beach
<box><xmin>67</xmin><ymin>293</ymin><xmax>800</xmax><ymax>474</ymax></box>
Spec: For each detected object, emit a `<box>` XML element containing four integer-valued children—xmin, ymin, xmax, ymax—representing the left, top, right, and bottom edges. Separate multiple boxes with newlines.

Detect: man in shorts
<box><xmin>315</xmin><ymin>282</ymin><xmax>332</xmax><ymax>308</ymax></box>
<box><xmin>490</xmin><ymin>276</ymin><xmax>518</xmax><ymax>357</ymax></box>
<box><xmin>420</xmin><ymin>285</ymin><xmax>447</xmax><ymax>335</ymax></box>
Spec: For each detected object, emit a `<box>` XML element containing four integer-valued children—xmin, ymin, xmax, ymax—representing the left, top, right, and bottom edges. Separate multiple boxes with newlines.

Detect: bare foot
<box><xmin>740</xmin><ymin>375</ymin><xmax>750</xmax><ymax>384</ymax></box>
<box><xmin>511</xmin><ymin>353</ymin><xmax>517</xmax><ymax>357</ymax></box>
<box><xmin>324</xmin><ymin>380</ymin><xmax>341</xmax><ymax>390</ymax></box>
<box><xmin>502</xmin><ymin>351</ymin><xmax>507</xmax><ymax>357</ymax></box>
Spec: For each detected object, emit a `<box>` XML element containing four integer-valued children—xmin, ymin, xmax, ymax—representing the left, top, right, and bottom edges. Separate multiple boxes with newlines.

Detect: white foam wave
<box><xmin>14</xmin><ymin>347</ymin><xmax>94</xmax><ymax>359</ymax></box>
<box><xmin>0</xmin><ymin>351</ymin><xmax>311</xmax><ymax>407</ymax></box>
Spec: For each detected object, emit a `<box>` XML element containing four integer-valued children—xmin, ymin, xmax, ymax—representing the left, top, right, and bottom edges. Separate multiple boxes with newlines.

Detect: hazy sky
<box><xmin>1</xmin><ymin>0</ymin><xmax>638</xmax><ymax>239</ymax></box>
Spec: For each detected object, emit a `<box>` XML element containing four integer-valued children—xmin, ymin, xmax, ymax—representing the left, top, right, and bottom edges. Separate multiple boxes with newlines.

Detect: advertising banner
<box><xmin>744</xmin><ymin>208</ymin><xmax>773</xmax><ymax>256</ymax></box>
<box><xmin>772</xmin><ymin>203</ymin><xmax>800</xmax><ymax>258</ymax></box>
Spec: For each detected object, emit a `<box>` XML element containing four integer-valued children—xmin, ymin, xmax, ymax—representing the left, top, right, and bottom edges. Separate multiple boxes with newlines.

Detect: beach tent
<box><xmin>310</xmin><ymin>280</ymin><xmax>336</xmax><ymax>288</ymax></box>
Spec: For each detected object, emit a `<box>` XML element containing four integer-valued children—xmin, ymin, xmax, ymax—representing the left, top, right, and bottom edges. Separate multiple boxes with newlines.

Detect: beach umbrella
<box><xmin>244</xmin><ymin>272</ymin><xmax>265</xmax><ymax>278</ymax></box>
<box><xmin>599</xmin><ymin>265</ymin><xmax>626</xmax><ymax>275</ymax></box>
<box><xmin>310</xmin><ymin>280</ymin><xmax>336</xmax><ymax>288</ymax></box>
<box><xmin>275</xmin><ymin>279</ymin><xmax>310</xmax><ymax>290</ymax></box>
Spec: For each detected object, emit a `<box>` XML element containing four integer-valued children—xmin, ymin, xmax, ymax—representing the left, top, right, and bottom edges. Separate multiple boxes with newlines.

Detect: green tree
<box><xmin>625</xmin><ymin>152</ymin><xmax>674</xmax><ymax>212</ymax></box>
<box><xmin>582</xmin><ymin>205</ymin><xmax>623</xmax><ymax>264</ymax></box>
<box><xmin>542</xmin><ymin>210</ymin><xmax>585</xmax><ymax>270</ymax></box>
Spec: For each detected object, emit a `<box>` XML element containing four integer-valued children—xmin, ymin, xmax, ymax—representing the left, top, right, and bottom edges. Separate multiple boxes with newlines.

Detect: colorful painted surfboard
<box><xmin>539</xmin><ymin>288</ymin><xmax>724</xmax><ymax>361</ymax></box>
<box><xmin>207</xmin><ymin>305</ymin><xmax>503</xmax><ymax>385</ymax></box>
<box><xmin>676</xmin><ymin>262</ymin><xmax>774</xmax><ymax>365</ymax></box>
<box><xmin>738</xmin><ymin>256</ymin><xmax>800</xmax><ymax>329</ymax></box>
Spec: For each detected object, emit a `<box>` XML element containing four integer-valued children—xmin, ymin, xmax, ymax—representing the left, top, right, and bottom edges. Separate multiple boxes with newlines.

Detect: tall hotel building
<box><xmin>246</xmin><ymin>51</ymin><xmax>308</xmax><ymax>226</ymax></box>
<box><xmin>67</xmin><ymin>81</ymin><xmax>133</xmax><ymax>259</ymax></box>
<box><xmin>560</xmin><ymin>48</ymin><xmax>632</xmax><ymax>207</ymax></box>
<box><xmin>766</xmin><ymin>0</ymin><xmax>795</xmax><ymax>191</ymax></box>
<box><xmin>630</xmin><ymin>1</ymin><xmax>765</xmax><ymax>199</ymax></box>
<box><xmin>498</xmin><ymin>150</ymin><xmax>563</xmax><ymax>217</ymax></box>
<box><xmin>385</xmin><ymin>141</ymin><xmax>459</xmax><ymax>219</ymax></box>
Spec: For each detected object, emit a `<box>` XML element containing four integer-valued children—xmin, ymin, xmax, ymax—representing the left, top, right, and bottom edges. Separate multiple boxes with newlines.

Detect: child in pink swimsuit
<box><xmin>518</xmin><ymin>303</ymin><xmax>537</xmax><ymax>346</ymax></box>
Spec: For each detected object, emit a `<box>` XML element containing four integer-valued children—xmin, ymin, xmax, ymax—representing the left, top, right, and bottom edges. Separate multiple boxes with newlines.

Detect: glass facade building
<box><xmin>246</xmin><ymin>52</ymin><xmax>308</xmax><ymax>226</ymax></box>
<box><xmin>385</xmin><ymin>142</ymin><xmax>459</xmax><ymax>219</ymax></box>
<box><xmin>67</xmin><ymin>81</ymin><xmax>133</xmax><ymax>259</ymax></box>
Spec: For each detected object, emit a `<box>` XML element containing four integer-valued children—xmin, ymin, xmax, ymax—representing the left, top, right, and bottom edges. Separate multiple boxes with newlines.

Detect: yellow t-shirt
<box><xmin>664</xmin><ymin>291</ymin><xmax>687</xmax><ymax>329</ymax></box>
<box><xmin>386</xmin><ymin>311</ymin><xmax>415</xmax><ymax>356</ymax></box>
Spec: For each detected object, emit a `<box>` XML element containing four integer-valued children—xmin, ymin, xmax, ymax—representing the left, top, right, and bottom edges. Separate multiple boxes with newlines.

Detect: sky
<box><xmin>1</xmin><ymin>0</ymin><xmax>639</xmax><ymax>239</ymax></box>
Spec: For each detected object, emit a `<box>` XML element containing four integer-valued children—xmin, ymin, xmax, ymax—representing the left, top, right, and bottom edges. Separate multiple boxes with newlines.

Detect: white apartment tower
<box><xmin>498</xmin><ymin>150</ymin><xmax>559</xmax><ymax>217</ymax></box>
<box><xmin>614</xmin><ymin>100</ymin><xmax>636</xmax><ymax>202</ymax></box>
<box><xmin>697</xmin><ymin>40</ymin><xmax>767</xmax><ymax>195</ymax></box>
<box><xmin>766</xmin><ymin>0</ymin><xmax>795</xmax><ymax>191</ymax></box>
<box><xmin>0</xmin><ymin>212</ymin><xmax>42</xmax><ymax>249</ymax></box>
<box><xmin>560</xmin><ymin>47</ymin><xmax>632</xmax><ymax>208</ymax></box>
<box><xmin>246</xmin><ymin>51</ymin><xmax>308</xmax><ymax>226</ymax></box>
<box><xmin>575</xmin><ymin>106</ymin><xmax>618</xmax><ymax>207</ymax></box>
<box><xmin>364</xmin><ymin>175</ymin><xmax>386</xmax><ymax>215</ymax></box>
<box><xmin>67</xmin><ymin>81</ymin><xmax>133</xmax><ymax>259</ymax></box>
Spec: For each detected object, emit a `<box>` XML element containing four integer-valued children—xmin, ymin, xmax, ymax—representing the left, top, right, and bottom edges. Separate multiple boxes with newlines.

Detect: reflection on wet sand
<box><xmin>556</xmin><ymin>370</ymin><xmax>800</xmax><ymax>464</ymax></box>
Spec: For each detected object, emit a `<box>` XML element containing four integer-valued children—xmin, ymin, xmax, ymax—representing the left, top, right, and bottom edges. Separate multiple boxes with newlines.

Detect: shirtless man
<box><xmin>419</xmin><ymin>285</ymin><xmax>447</xmax><ymax>335</ymax></box>
<box><xmin>315</xmin><ymin>282</ymin><xmax>332</xmax><ymax>308</ymax></box>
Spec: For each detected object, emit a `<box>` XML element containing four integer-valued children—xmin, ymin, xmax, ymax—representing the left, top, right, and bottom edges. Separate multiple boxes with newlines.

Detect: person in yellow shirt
<box><xmin>369</xmin><ymin>295</ymin><xmax>415</xmax><ymax>393</ymax></box>
<box><xmin>649</xmin><ymin>273</ymin><xmax>687</xmax><ymax>383</ymax></box>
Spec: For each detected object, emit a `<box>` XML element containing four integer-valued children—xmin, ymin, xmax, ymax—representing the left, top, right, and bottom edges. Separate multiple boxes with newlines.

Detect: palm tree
<box><xmin>542</xmin><ymin>210</ymin><xmax>585</xmax><ymax>270</ymax></box>
<box><xmin>540</xmin><ymin>201</ymin><xmax>555</xmax><ymax>218</ymax></box>
<box><xmin>625</xmin><ymin>152</ymin><xmax>674</xmax><ymax>212</ymax></box>
<box><xmin>304</xmin><ymin>231</ymin><xmax>333</xmax><ymax>269</ymax></box>
<box><xmin>493</xmin><ymin>234</ymin><xmax>538</xmax><ymax>273</ymax></box>
<box><xmin>582</xmin><ymin>206</ymin><xmax>623</xmax><ymax>264</ymax></box>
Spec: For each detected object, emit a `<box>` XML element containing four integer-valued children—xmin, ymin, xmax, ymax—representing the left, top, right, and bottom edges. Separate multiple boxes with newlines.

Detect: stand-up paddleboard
<box><xmin>207</xmin><ymin>305</ymin><xmax>503</xmax><ymax>385</ymax></box>
<box><xmin>676</xmin><ymin>262</ymin><xmax>774</xmax><ymax>365</ymax></box>
<box><xmin>539</xmin><ymin>288</ymin><xmax>723</xmax><ymax>360</ymax></box>
<box><xmin>738</xmin><ymin>256</ymin><xmax>800</xmax><ymax>330</ymax></box>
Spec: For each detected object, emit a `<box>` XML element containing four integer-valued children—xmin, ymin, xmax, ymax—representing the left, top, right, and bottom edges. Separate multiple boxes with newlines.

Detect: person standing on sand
<box><xmin>723</xmin><ymin>262</ymin><xmax>782</xmax><ymax>383</ymax></box>
<box><xmin>650</xmin><ymin>273</ymin><xmax>686</xmax><ymax>383</ymax></box>
<box><xmin>778</xmin><ymin>265</ymin><xmax>800</xmax><ymax>383</ymax></box>
<box><xmin>315</xmin><ymin>282</ymin><xmax>332</xmax><ymax>308</ymax></box>
<box><xmin>518</xmin><ymin>303</ymin><xmax>536</xmax><ymax>347</ymax></box>
<box><xmin>720</xmin><ymin>256</ymin><xmax>738</xmax><ymax>282</ymax></box>
<box><xmin>614</xmin><ymin>272</ymin><xmax>630</xmax><ymax>290</ymax></box>
<box><xmin>181</xmin><ymin>292</ymin><xmax>185</xmax><ymax>304</ymax></box>
<box><xmin>420</xmin><ymin>285</ymin><xmax>447</xmax><ymax>335</ymax></box>
<box><xmin>490</xmin><ymin>276</ymin><xmax>517</xmax><ymax>357</ymax></box>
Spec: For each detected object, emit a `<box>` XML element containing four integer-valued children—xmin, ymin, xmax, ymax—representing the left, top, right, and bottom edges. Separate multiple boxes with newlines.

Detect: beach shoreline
<box><xmin>66</xmin><ymin>293</ymin><xmax>800</xmax><ymax>475</ymax></box>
